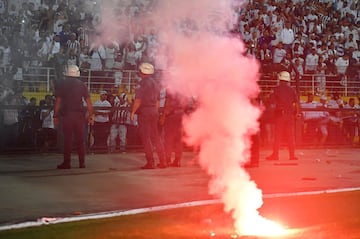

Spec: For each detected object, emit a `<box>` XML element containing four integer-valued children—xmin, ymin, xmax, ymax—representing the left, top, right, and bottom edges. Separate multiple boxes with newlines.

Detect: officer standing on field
<box><xmin>266</xmin><ymin>71</ymin><xmax>300</xmax><ymax>161</ymax></box>
<box><xmin>54</xmin><ymin>65</ymin><xmax>94</xmax><ymax>169</ymax></box>
<box><xmin>130</xmin><ymin>63</ymin><xmax>166</xmax><ymax>169</ymax></box>
<box><xmin>160</xmin><ymin>91</ymin><xmax>186</xmax><ymax>167</ymax></box>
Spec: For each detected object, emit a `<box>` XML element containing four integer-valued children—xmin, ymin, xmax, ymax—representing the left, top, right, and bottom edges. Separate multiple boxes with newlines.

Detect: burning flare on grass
<box><xmin>98</xmin><ymin>0</ymin><xmax>288</xmax><ymax>236</ymax></box>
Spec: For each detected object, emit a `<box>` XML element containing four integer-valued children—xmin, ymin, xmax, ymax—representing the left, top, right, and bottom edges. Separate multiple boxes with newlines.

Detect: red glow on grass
<box><xmin>235</xmin><ymin>215</ymin><xmax>288</xmax><ymax>237</ymax></box>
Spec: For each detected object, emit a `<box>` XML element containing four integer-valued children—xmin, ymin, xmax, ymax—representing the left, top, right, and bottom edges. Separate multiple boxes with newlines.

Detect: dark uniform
<box><xmin>54</xmin><ymin>69</ymin><xmax>93</xmax><ymax>169</ymax></box>
<box><xmin>266</xmin><ymin>72</ymin><xmax>299</xmax><ymax>161</ymax></box>
<box><xmin>133</xmin><ymin>72</ymin><xmax>166</xmax><ymax>169</ymax></box>
<box><xmin>161</xmin><ymin>92</ymin><xmax>185</xmax><ymax>167</ymax></box>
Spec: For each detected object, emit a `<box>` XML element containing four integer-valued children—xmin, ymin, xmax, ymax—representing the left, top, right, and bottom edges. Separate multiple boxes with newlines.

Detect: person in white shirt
<box><xmin>104</xmin><ymin>42</ymin><xmax>119</xmax><ymax>70</ymax></box>
<box><xmin>272</xmin><ymin>42</ymin><xmax>286</xmax><ymax>72</ymax></box>
<box><xmin>305</xmin><ymin>47</ymin><xmax>319</xmax><ymax>73</ymax></box>
<box><xmin>49</xmin><ymin>35</ymin><xmax>61</xmax><ymax>61</ymax></box>
<box><xmin>108</xmin><ymin>93</ymin><xmax>130</xmax><ymax>153</ymax></box>
<box><xmin>305</xmin><ymin>9</ymin><xmax>318</xmax><ymax>30</ymax></box>
<box><xmin>79</xmin><ymin>46</ymin><xmax>91</xmax><ymax>69</ymax></box>
<box><xmin>38</xmin><ymin>96</ymin><xmax>56</xmax><ymax>153</ymax></box>
<box><xmin>345</xmin><ymin>33</ymin><xmax>358</xmax><ymax>50</ymax></box>
<box><xmin>281</xmin><ymin>22</ymin><xmax>295</xmax><ymax>50</ymax></box>
<box><xmin>92</xmin><ymin>91</ymin><xmax>112</xmax><ymax>151</ymax></box>
<box><xmin>270</xmin><ymin>27</ymin><xmax>282</xmax><ymax>47</ymax></box>
<box><xmin>335</xmin><ymin>54</ymin><xmax>350</xmax><ymax>75</ymax></box>
<box><xmin>89</xmin><ymin>44</ymin><xmax>106</xmax><ymax>71</ymax></box>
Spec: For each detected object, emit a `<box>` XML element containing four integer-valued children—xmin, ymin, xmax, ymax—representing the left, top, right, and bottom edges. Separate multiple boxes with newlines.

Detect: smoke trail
<box><xmin>98</xmin><ymin>0</ymin><xmax>267</xmax><ymax>235</ymax></box>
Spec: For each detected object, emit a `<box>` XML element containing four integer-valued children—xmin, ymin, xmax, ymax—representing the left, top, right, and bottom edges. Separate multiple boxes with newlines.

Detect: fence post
<box><xmin>87</xmin><ymin>70</ymin><xmax>91</xmax><ymax>92</ymax></box>
<box><xmin>344</xmin><ymin>75</ymin><xmax>348</xmax><ymax>96</ymax></box>
<box><xmin>46</xmin><ymin>67</ymin><xmax>50</xmax><ymax>92</ymax></box>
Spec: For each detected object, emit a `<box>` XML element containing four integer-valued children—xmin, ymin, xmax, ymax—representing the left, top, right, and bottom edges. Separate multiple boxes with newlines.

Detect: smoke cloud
<box><xmin>98</xmin><ymin>0</ymin><xmax>265</xmax><ymax>235</ymax></box>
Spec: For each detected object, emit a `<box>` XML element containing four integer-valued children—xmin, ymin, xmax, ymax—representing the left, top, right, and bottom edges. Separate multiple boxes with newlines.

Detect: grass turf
<box><xmin>1</xmin><ymin>190</ymin><xmax>360</xmax><ymax>239</ymax></box>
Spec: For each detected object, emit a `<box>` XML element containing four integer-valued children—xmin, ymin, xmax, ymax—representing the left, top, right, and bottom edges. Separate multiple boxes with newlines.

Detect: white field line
<box><xmin>1</xmin><ymin>187</ymin><xmax>360</xmax><ymax>231</ymax></box>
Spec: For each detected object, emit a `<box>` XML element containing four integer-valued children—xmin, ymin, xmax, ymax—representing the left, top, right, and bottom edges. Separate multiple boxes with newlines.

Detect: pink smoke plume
<box><xmin>97</xmin><ymin>0</ymin><xmax>283</xmax><ymax>236</ymax></box>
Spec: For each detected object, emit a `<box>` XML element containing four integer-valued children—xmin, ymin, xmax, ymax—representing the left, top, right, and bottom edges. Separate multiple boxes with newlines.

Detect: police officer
<box><xmin>266</xmin><ymin>71</ymin><xmax>300</xmax><ymax>161</ymax></box>
<box><xmin>54</xmin><ymin>65</ymin><xmax>94</xmax><ymax>169</ymax></box>
<box><xmin>160</xmin><ymin>91</ymin><xmax>186</xmax><ymax>167</ymax></box>
<box><xmin>130</xmin><ymin>63</ymin><xmax>166</xmax><ymax>169</ymax></box>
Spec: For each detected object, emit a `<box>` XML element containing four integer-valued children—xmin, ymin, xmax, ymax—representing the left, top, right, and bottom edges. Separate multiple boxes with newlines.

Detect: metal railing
<box><xmin>1</xmin><ymin>65</ymin><xmax>359</xmax><ymax>97</ymax></box>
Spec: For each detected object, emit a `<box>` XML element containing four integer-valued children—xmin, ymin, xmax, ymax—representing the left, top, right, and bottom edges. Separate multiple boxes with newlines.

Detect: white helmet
<box><xmin>139</xmin><ymin>62</ymin><xmax>154</xmax><ymax>75</ymax></box>
<box><xmin>278</xmin><ymin>71</ymin><xmax>290</xmax><ymax>82</ymax></box>
<box><xmin>65</xmin><ymin>65</ymin><xmax>80</xmax><ymax>77</ymax></box>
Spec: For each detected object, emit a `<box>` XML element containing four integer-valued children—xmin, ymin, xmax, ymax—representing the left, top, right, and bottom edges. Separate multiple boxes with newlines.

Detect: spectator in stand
<box><xmin>123</xmin><ymin>43</ymin><xmax>141</xmax><ymax>70</ymax></box>
<box><xmin>327</xmin><ymin>92</ymin><xmax>344</xmax><ymax>109</ymax></box>
<box><xmin>53</xmin><ymin>12</ymin><xmax>67</xmax><ymax>35</ymax></box>
<box><xmin>317</xmin><ymin>43</ymin><xmax>329</xmax><ymax>59</ymax></box>
<box><xmin>270</xmin><ymin>27</ymin><xmax>282</xmax><ymax>47</ymax></box>
<box><xmin>66</xmin><ymin>32</ymin><xmax>81</xmax><ymax>56</ymax></box>
<box><xmin>89</xmin><ymin>43</ymin><xmax>106</xmax><ymax>92</ymax></box>
<box><xmin>305</xmin><ymin>47</ymin><xmax>319</xmax><ymax>74</ymax></box>
<box><xmin>259</xmin><ymin>42</ymin><xmax>272</xmax><ymax>73</ymax></box>
<box><xmin>49</xmin><ymin>34</ymin><xmax>61</xmax><ymax>62</ymax></box>
<box><xmin>345</xmin><ymin>33</ymin><xmax>358</xmax><ymax>50</ymax></box>
<box><xmin>92</xmin><ymin>90</ymin><xmax>112</xmax><ymax>152</ymax></box>
<box><xmin>79</xmin><ymin>46</ymin><xmax>91</xmax><ymax>70</ymax></box>
<box><xmin>104</xmin><ymin>41</ymin><xmax>119</xmax><ymax>70</ymax></box>
<box><xmin>241</xmin><ymin>24</ymin><xmax>252</xmax><ymax>44</ymax></box>
<box><xmin>67</xmin><ymin>47</ymin><xmax>78</xmax><ymax>66</ymax></box>
<box><xmin>53</xmin><ymin>46</ymin><xmax>68</xmax><ymax>87</ymax></box>
<box><xmin>109</xmin><ymin>93</ymin><xmax>130</xmax><ymax>153</ymax></box>
<box><xmin>280</xmin><ymin>51</ymin><xmax>293</xmax><ymax>73</ymax></box>
<box><xmin>315</xmin><ymin>56</ymin><xmax>327</xmax><ymax>96</ymax></box>
<box><xmin>293</xmin><ymin>56</ymin><xmax>304</xmax><ymax>83</ymax></box>
<box><xmin>335</xmin><ymin>54</ymin><xmax>350</xmax><ymax>89</ymax></box>
<box><xmin>58</xmin><ymin>23</ymin><xmax>72</xmax><ymax>47</ymax></box>
<box><xmin>305</xmin><ymin>9</ymin><xmax>318</xmax><ymax>32</ymax></box>
<box><xmin>295</xmin><ymin>25</ymin><xmax>308</xmax><ymax>46</ymax></box>
<box><xmin>38</xmin><ymin>95</ymin><xmax>57</xmax><ymax>153</ymax></box>
<box><xmin>133</xmin><ymin>35</ymin><xmax>147</xmax><ymax>60</ymax></box>
<box><xmin>0</xmin><ymin>40</ymin><xmax>11</xmax><ymax>67</ymax></box>
<box><xmin>246</xmin><ymin>31</ymin><xmax>259</xmax><ymax>56</ymax></box>
<box><xmin>281</xmin><ymin>21</ymin><xmax>295</xmax><ymax>51</ymax></box>
<box><xmin>272</xmin><ymin>42</ymin><xmax>286</xmax><ymax>73</ymax></box>
<box><xmin>89</xmin><ymin>43</ymin><xmax>106</xmax><ymax>71</ymax></box>
<box><xmin>258</xmin><ymin>28</ymin><xmax>276</xmax><ymax>50</ymax></box>
<box><xmin>272</xmin><ymin>14</ymin><xmax>284</xmax><ymax>33</ymax></box>
<box><xmin>292</xmin><ymin>51</ymin><xmax>304</xmax><ymax>66</ymax></box>
<box><xmin>292</xmin><ymin>41</ymin><xmax>304</xmax><ymax>57</ymax></box>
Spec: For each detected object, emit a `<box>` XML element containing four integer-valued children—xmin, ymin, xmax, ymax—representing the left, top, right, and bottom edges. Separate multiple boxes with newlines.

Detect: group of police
<box><xmin>54</xmin><ymin>61</ymin><xmax>298</xmax><ymax>170</ymax></box>
<box><xmin>54</xmin><ymin>63</ymin><xmax>185</xmax><ymax>170</ymax></box>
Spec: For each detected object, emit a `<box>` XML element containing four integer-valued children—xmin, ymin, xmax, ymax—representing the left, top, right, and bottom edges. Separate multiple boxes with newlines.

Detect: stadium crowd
<box><xmin>0</xmin><ymin>0</ymin><xmax>360</xmax><ymax>152</ymax></box>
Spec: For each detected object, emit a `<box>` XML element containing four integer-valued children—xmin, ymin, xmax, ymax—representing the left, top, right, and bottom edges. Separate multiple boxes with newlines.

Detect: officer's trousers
<box><xmin>138</xmin><ymin>111</ymin><xmax>165</xmax><ymax>165</ymax></box>
<box><xmin>62</xmin><ymin>112</ymin><xmax>86</xmax><ymax>166</ymax></box>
